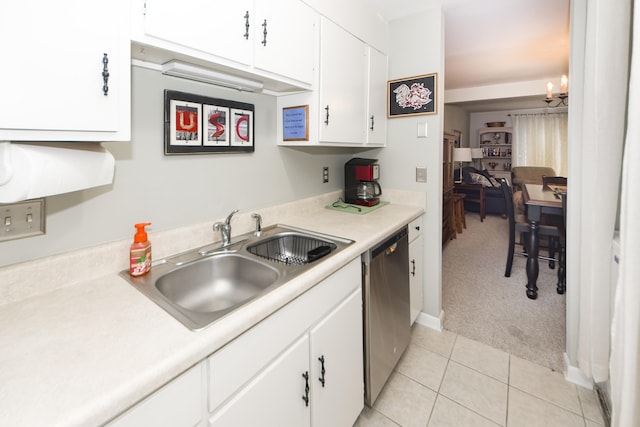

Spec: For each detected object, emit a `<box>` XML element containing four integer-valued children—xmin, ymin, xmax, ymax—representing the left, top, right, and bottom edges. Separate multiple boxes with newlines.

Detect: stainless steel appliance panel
<box><xmin>362</xmin><ymin>226</ymin><xmax>410</xmax><ymax>406</ymax></box>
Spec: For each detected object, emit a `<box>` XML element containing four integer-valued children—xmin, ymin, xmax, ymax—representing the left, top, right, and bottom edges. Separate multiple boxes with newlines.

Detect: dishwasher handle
<box><xmin>385</xmin><ymin>242</ymin><xmax>398</xmax><ymax>255</ymax></box>
<box><xmin>372</xmin><ymin>227</ymin><xmax>408</xmax><ymax>259</ymax></box>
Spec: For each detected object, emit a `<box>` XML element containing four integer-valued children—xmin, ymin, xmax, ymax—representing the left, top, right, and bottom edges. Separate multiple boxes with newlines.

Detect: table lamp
<box><xmin>453</xmin><ymin>147</ymin><xmax>472</xmax><ymax>183</ymax></box>
<box><xmin>471</xmin><ymin>148</ymin><xmax>484</xmax><ymax>169</ymax></box>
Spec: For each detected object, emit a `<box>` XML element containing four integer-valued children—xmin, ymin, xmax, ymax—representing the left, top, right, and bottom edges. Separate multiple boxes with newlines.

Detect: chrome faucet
<box><xmin>251</xmin><ymin>213</ymin><xmax>262</xmax><ymax>236</ymax></box>
<box><xmin>213</xmin><ymin>209</ymin><xmax>239</xmax><ymax>247</ymax></box>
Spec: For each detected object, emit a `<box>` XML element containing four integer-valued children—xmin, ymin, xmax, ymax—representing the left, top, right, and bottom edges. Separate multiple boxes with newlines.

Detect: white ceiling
<box><xmin>367</xmin><ymin>0</ymin><xmax>571</xmax><ymax>111</ymax></box>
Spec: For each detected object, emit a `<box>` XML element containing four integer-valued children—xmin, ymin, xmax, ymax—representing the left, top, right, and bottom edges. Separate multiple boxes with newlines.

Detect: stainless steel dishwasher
<box><xmin>362</xmin><ymin>226</ymin><xmax>410</xmax><ymax>406</ymax></box>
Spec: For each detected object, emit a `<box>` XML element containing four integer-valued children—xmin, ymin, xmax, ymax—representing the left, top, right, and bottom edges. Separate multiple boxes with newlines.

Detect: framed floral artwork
<box><xmin>387</xmin><ymin>73</ymin><xmax>437</xmax><ymax>117</ymax></box>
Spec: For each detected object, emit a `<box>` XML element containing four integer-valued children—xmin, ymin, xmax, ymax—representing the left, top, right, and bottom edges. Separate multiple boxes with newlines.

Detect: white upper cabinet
<box><xmin>253</xmin><ymin>0</ymin><xmax>317</xmax><ymax>84</ymax></box>
<box><xmin>143</xmin><ymin>1</ymin><xmax>253</xmax><ymax>67</ymax></box>
<box><xmin>318</xmin><ymin>18</ymin><xmax>367</xmax><ymax>144</ymax></box>
<box><xmin>0</xmin><ymin>0</ymin><xmax>131</xmax><ymax>141</ymax></box>
<box><xmin>135</xmin><ymin>0</ymin><xmax>317</xmax><ymax>87</ymax></box>
<box><xmin>366</xmin><ymin>46</ymin><xmax>388</xmax><ymax>146</ymax></box>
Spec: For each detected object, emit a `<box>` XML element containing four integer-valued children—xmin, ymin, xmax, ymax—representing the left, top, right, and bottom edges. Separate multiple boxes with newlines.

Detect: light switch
<box><xmin>417</xmin><ymin>123</ymin><xmax>428</xmax><ymax>138</ymax></box>
<box><xmin>416</xmin><ymin>167</ymin><xmax>427</xmax><ymax>183</ymax></box>
<box><xmin>0</xmin><ymin>199</ymin><xmax>45</xmax><ymax>242</ymax></box>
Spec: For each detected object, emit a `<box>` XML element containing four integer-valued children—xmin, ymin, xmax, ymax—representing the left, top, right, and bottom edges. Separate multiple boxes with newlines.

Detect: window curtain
<box><xmin>568</xmin><ymin>0</ymin><xmax>635</xmax><ymax>426</ymax></box>
<box><xmin>610</xmin><ymin>0</ymin><xmax>640</xmax><ymax>425</ymax></box>
<box><xmin>511</xmin><ymin>112</ymin><xmax>568</xmax><ymax>176</ymax></box>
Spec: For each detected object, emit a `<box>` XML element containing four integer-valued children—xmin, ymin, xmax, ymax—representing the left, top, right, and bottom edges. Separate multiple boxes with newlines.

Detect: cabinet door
<box><xmin>366</xmin><ymin>47</ymin><xmax>388</xmax><ymax>146</ymax></box>
<box><xmin>0</xmin><ymin>0</ymin><xmax>130</xmax><ymax>141</ymax></box>
<box><xmin>108</xmin><ymin>363</ymin><xmax>203</xmax><ymax>427</ymax></box>
<box><xmin>310</xmin><ymin>289</ymin><xmax>364</xmax><ymax>427</ymax></box>
<box><xmin>318</xmin><ymin>18</ymin><xmax>367</xmax><ymax>144</ymax></box>
<box><xmin>144</xmin><ymin>0</ymin><xmax>253</xmax><ymax>66</ymax></box>
<box><xmin>209</xmin><ymin>335</ymin><xmax>311</xmax><ymax>427</ymax></box>
<box><xmin>253</xmin><ymin>0</ymin><xmax>316</xmax><ymax>84</ymax></box>
<box><xmin>409</xmin><ymin>234</ymin><xmax>424</xmax><ymax>324</ymax></box>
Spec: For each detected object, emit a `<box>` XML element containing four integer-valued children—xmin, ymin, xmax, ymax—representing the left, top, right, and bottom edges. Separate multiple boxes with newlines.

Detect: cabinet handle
<box><xmin>411</xmin><ymin>259</ymin><xmax>416</xmax><ymax>276</ymax></box>
<box><xmin>102</xmin><ymin>53</ymin><xmax>109</xmax><ymax>96</ymax></box>
<box><xmin>318</xmin><ymin>355</ymin><xmax>326</xmax><ymax>387</ymax></box>
<box><xmin>302</xmin><ymin>371</ymin><xmax>310</xmax><ymax>406</ymax></box>
<box><xmin>415</xmin><ymin>225</ymin><xmax>420</xmax><ymax>231</ymax></box>
<box><xmin>370</xmin><ymin>115</ymin><xmax>375</xmax><ymax>131</ymax></box>
<box><xmin>243</xmin><ymin>11</ymin><xmax>250</xmax><ymax>40</ymax></box>
<box><xmin>261</xmin><ymin>19</ymin><xmax>268</xmax><ymax>46</ymax></box>
<box><xmin>324</xmin><ymin>105</ymin><xmax>330</xmax><ymax>125</ymax></box>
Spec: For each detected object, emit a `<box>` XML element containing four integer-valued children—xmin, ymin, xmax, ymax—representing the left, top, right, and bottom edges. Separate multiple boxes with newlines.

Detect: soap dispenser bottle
<box><xmin>130</xmin><ymin>223</ymin><xmax>152</xmax><ymax>277</ymax></box>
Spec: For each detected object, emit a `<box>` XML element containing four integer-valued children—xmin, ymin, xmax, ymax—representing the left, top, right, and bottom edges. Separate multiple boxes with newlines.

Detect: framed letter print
<box><xmin>164</xmin><ymin>90</ymin><xmax>255</xmax><ymax>154</ymax></box>
<box><xmin>282</xmin><ymin>105</ymin><xmax>309</xmax><ymax>141</ymax></box>
<box><xmin>388</xmin><ymin>73</ymin><xmax>437</xmax><ymax>118</ymax></box>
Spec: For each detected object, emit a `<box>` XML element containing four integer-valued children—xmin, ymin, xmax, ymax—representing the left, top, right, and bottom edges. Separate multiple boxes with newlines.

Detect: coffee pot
<box><xmin>356</xmin><ymin>181</ymin><xmax>382</xmax><ymax>202</ymax></box>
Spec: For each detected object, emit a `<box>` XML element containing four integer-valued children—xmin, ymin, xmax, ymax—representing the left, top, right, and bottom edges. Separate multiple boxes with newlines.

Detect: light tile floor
<box><xmin>354</xmin><ymin>324</ymin><xmax>605</xmax><ymax>427</ymax></box>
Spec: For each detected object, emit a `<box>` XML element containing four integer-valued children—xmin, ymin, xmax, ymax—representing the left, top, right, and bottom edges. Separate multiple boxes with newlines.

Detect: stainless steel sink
<box><xmin>120</xmin><ymin>225</ymin><xmax>353</xmax><ymax>331</ymax></box>
<box><xmin>246</xmin><ymin>232</ymin><xmax>338</xmax><ymax>265</ymax></box>
<box><xmin>156</xmin><ymin>253</ymin><xmax>280</xmax><ymax>313</ymax></box>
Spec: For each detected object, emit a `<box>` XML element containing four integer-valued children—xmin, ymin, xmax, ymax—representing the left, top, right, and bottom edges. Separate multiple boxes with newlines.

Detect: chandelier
<box><xmin>544</xmin><ymin>75</ymin><xmax>568</xmax><ymax>107</ymax></box>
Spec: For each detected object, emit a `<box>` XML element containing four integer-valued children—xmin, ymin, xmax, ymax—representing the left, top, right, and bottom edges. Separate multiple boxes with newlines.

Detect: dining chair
<box><xmin>556</xmin><ymin>192</ymin><xmax>567</xmax><ymax>294</ymax></box>
<box><xmin>500</xmin><ymin>178</ymin><xmax>564</xmax><ymax>278</ymax></box>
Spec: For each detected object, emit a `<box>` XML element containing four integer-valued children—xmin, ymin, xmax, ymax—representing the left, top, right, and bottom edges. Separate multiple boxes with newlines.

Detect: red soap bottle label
<box><xmin>130</xmin><ymin>246</ymin><xmax>151</xmax><ymax>276</ymax></box>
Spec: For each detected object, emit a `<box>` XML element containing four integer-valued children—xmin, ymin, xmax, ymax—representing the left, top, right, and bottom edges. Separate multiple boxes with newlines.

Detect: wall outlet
<box><xmin>322</xmin><ymin>167</ymin><xmax>329</xmax><ymax>183</ymax></box>
<box><xmin>0</xmin><ymin>199</ymin><xmax>46</xmax><ymax>242</ymax></box>
<box><xmin>416</xmin><ymin>167</ymin><xmax>427</xmax><ymax>183</ymax></box>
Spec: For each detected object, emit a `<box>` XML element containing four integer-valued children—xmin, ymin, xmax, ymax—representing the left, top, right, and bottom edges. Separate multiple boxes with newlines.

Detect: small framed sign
<box><xmin>282</xmin><ymin>105</ymin><xmax>309</xmax><ymax>141</ymax></box>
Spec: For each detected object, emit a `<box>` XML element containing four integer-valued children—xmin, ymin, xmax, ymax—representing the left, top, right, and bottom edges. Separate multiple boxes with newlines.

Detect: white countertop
<box><xmin>0</xmin><ymin>198</ymin><xmax>422</xmax><ymax>426</ymax></box>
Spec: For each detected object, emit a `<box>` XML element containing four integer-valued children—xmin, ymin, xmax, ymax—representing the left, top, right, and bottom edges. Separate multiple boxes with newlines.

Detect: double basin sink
<box><xmin>120</xmin><ymin>225</ymin><xmax>353</xmax><ymax>330</ymax></box>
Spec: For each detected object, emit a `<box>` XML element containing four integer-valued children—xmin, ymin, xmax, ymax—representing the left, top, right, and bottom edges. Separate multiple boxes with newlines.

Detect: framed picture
<box><xmin>387</xmin><ymin>73</ymin><xmax>437</xmax><ymax>118</ymax></box>
<box><xmin>164</xmin><ymin>90</ymin><xmax>255</xmax><ymax>154</ymax></box>
<box><xmin>282</xmin><ymin>105</ymin><xmax>309</xmax><ymax>141</ymax></box>
<box><xmin>203</xmin><ymin>104</ymin><xmax>230</xmax><ymax>146</ymax></box>
<box><xmin>169</xmin><ymin>100</ymin><xmax>202</xmax><ymax>146</ymax></box>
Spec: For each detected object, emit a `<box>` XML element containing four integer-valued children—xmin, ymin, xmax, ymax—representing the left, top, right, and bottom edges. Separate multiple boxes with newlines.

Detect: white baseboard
<box><xmin>564</xmin><ymin>352</ymin><xmax>594</xmax><ymax>389</ymax></box>
<box><xmin>415</xmin><ymin>310</ymin><xmax>444</xmax><ymax>331</ymax></box>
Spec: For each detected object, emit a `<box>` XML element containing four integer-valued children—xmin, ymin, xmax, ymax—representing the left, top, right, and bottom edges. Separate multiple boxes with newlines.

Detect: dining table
<box><xmin>522</xmin><ymin>183</ymin><xmax>566</xmax><ymax>299</ymax></box>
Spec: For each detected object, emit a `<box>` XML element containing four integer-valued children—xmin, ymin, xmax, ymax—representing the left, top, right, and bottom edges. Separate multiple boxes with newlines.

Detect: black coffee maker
<box><xmin>344</xmin><ymin>158</ymin><xmax>382</xmax><ymax>206</ymax></box>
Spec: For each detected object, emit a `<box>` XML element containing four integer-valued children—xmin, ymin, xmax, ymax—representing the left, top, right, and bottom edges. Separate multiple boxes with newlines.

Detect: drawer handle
<box><xmin>302</xmin><ymin>371</ymin><xmax>310</xmax><ymax>406</ymax></box>
<box><xmin>411</xmin><ymin>259</ymin><xmax>416</xmax><ymax>276</ymax></box>
<box><xmin>370</xmin><ymin>115</ymin><xmax>375</xmax><ymax>131</ymax></box>
<box><xmin>324</xmin><ymin>105</ymin><xmax>330</xmax><ymax>125</ymax></box>
<box><xmin>318</xmin><ymin>355</ymin><xmax>326</xmax><ymax>387</ymax></box>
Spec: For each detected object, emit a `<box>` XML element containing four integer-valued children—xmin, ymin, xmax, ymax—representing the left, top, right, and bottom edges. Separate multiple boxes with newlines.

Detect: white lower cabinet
<box><xmin>209</xmin><ymin>258</ymin><xmax>363</xmax><ymax>426</ymax></box>
<box><xmin>408</xmin><ymin>216</ymin><xmax>424</xmax><ymax>324</ymax></box>
<box><xmin>309</xmin><ymin>290</ymin><xmax>364</xmax><ymax>426</ymax></box>
<box><xmin>209</xmin><ymin>334</ymin><xmax>311</xmax><ymax>427</ymax></box>
<box><xmin>108</xmin><ymin>363</ymin><xmax>203</xmax><ymax>427</ymax></box>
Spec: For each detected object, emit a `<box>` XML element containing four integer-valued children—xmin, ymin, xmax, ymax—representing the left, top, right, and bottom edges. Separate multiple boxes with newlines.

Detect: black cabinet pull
<box><xmin>261</xmin><ymin>19</ymin><xmax>268</xmax><ymax>46</ymax></box>
<box><xmin>370</xmin><ymin>115</ymin><xmax>375</xmax><ymax>131</ymax></box>
<box><xmin>324</xmin><ymin>105</ymin><xmax>330</xmax><ymax>125</ymax></box>
<box><xmin>318</xmin><ymin>355</ymin><xmax>326</xmax><ymax>387</ymax></box>
<box><xmin>243</xmin><ymin>11</ymin><xmax>250</xmax><ymax>39</ymax></box>
<box><xmin>415</xmin><ymin>225</ymin><xmax>420</xmax><ymax>231</ymax></box>
<box><xmin>302</xmin><ymin>371</ymin><xmax>310</xmax><ymax>406</ymax></box>
<box><xmin>102</xmin><ymin>53</ymin><xmax>109</xmax><ymax>96</ymax></box>
<box><xmin>411</xmin><ymin>259</ymin><xmax>416</xmax><ymax>276</ymax></box>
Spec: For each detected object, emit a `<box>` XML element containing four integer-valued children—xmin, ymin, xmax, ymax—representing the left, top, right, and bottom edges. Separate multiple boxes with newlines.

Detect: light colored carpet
<box><xmin>442</xmin><ymin>212</ymin><xmax>566</xmax><ymax>372</ymax></box>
